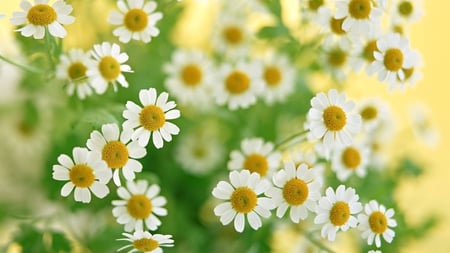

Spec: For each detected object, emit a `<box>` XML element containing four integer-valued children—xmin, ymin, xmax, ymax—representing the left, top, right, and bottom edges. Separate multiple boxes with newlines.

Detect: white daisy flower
<box><xmin>228</xmin><ymin>138</ymin><xmax>281</xmax><ymax>178</ymax></box>
<box><xmin>10</xmin><ymin>0</ymin><xmax>75</xmax><ymax>39</ymax></box>
<box><xmin>56</xmin><ymin>48</ymin><xmax>94</xmax><ymax>99</ymax></box>
<box><xmin>122</xmin><ymin>88</ymin><xmax>180</xmax><ymax>149</ymax></box>
<box><xmin>348</xmin><ymin>27</ymin><xmax>382</xmax><ymax>73</ymax></box>
<box><xmin>318</xmin><ymin>39</ymin><xmax>357</xmax><ymax>81</ymax></box>
<box><xmin>388</xmin><ymin>49</ymin><xmax>422</xmax><ymax>91</ymax></box>
<box><xmin>391</xmin><ymin>0</ymin><xmax>423</xmax><ymax>25</ymax></box>
<box><xmin>212</xmin><ymin>170</ymin><xmax>275</xmax><ymax>233</ymax></box>
<box><xmin>163</xmin><ymin>49</ymin><xmax>214</xmax><ymax>109</ymax></box>
<box><xmin>87</xmin><ymin>42</ymin><xmax>133</xmax><ymax>94</ymax></box>
<box><xmin>117</xmin><ymin>230</ymin><xmax>174</xmax><ymax>253</ymax></box>
<box><xmin>314</xmin><ymin>185</ymin><xmax>362</xmax><ymax>241</ymax></box>
<box><xmin>316</xmin><ymin>7</ymin><xmax>353</xmax><ymax>49</ymax></box>
<box><xmin>408</xmin><ymin>103</ymin><xmax>439</xmax><ymax>147</ymax></box>
<box><xmin>358</xmin><ymin>200</ymin><xmax>397</xmax><ymax>247</ymax></box>
<box><xmin>112</xmin><ymin>180</ymin><xmax>168</xmax><ymax>232</ymax></box>
<box><xmin>300</xmin><ymin>0</ymin><xmax>330</xmax><ymax>21</ymax></box>
<box><xmin>357</xmin><ymin>97</ymin><xmax>390</xmax><ymax>133</ymax></box>
<box><xmin>214</xmin><ymin>60</ymin><xmax>264</xmax><ymax>110</ymax></box>
<box><xmin>331</xmin><ymin>143</ymin><xmax>370</xmax><ymax>181</ymax></box>
<box><xmin>368</xmin><ymin>33</ymin><xmax>414</xmax><ymax>86</ymax></box>
<box><xmin>211</xmin><ymin>13</ymin><xmax>252</xmax><ymax>58</ymax></box>
<box><xmin>266</xmin><ymin>162</ymin><xmax>321</xmax><ymax>223</ymax></box>
<box><xmin>306</xmin><ymin>89</ymin><xmax>362</xmax><ymax>148</ymax></box>
<box><xmin>109</xmin><ymin>0</ymin><xmax>163</xmax><ymax>43</ymax></box>
<box><xmin>52</xmin><ymin>147</ymin><xmax>112</xmax><ymax>203</ymax></box>
<box><xmin>86</xmin><ymin>123</ymin><xmax>146</xmax><ymax>187</ymax></box>
<box><xmin>334</xmin><ymin>0</ymin><xmax>383</xmax><ymax>35</ymax></box>
<box><xmin>288</xmin><ymin>149</ymin><xmax>325</xmax><ymax>185</ymax></box>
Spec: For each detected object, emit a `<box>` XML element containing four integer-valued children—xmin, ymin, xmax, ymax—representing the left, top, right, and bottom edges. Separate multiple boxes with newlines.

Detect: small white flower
<box><xmin>348</xmin><ymin>27</ymin><xmax>382</xmax><ymax>73</ymax></box>
<box><xmin>318</xmin><ymin>40</ymin><xmax>356</xmax><ymax>81</ymax></box>
<box><xmin>122</xmin><ymin>88</ymin><xmax>180</xmax><ymax>149</ymax></box>
<box><xmin>316</xmin><ymin>7</ymin><xmax>353</xmax><ymax>49</ymax></box>
<box><xmin>211</xmin><ymin>13</ymin><xmax>252</xmax><ymax>58</ymax></box>
<box><xmin>109</xmin><ymin>0</ymin><xmax>163</xmax><ymax>43</ymax></box>
<box><xmin>117</xmin><ymin>230</ymin><xmax>174</xmax><ymax>253</ymax></box>
<box><xmin>86</xmin><ymin>123</ymin><xmax>146</xmax><ymax>187</ymax></box>
<box><xmin>331</xmin><ymin>143</ymin><xmax>371</xmax><ymax>181</ymax></box>
<box><xmin>212</xmin><ymin>170</ymin><xmax>275</xmax><ymax>232</ymax></box>
<box><xmin>408</xmin><ymin>103</ymin><xmax>439</xmax><ymax>147</ymax></box>
<box><xmin>52</xmin><ymin>147</ymin><xmax>112</xmax><ymax>203</ymax></box>
<box><xmin>335</xmin><ymin>0</ymin><xmax>383</xmax><ymax>35</ymax></box>
<box><xmin>300</xmin><ymin>0</ymin><xmax>329</xmax><ymax>21</ymax></box>
<box><xmin>358</xmin><ymin>200</ymin><xmax>397</xmax><ymax>247</ymax></box>
<box><xmin>314</xmin><ymin>185</ymin><xmax>362</xmax><ymax>241</ymax></box>
<box><xmin>306</xmin><ymin>89</ymin><xmax>362</xmax><ymax>148</ymax></box>
<box><xmin>388</xmin><ymin>49</ymin><xmax>422</xmax><ymax>91</ymax></box>
<box><xmin>87</xmin><ymin>42</ymin><xmax>133</xmax><ymax>94</ymax></box>
<box><xmin>267</xmin><ymin>162</ymin><xmax>321</xmax><ymax>223</ymax></box>
<box><xmin>10</xmin><ymin>0</ymin><xmax>75</xmax><ymax>39</ymax></box>
<box><xmin>228</xmin><ymin>138</ymin><xmax>281</xmax><ymax>178</ymax></box>
<box><xmin>357</xmin><ymin>97</ymin><xmax>391</xmax><ymax>133</ymax></box>
<box><xmin>112</xmin><ymin>180</ymin><xmax>168</xmax><ymax>232</ymax></box>
<box><xmin>390</xmin><ymin>0</ymin><xmax>423</xmax><ymax>25</ymax></box>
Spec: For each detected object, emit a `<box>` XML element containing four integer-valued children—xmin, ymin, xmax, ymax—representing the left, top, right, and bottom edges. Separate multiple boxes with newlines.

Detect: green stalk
<box><xmin>0</xmin><ymin>54</ymin><xmax>43</xmax><ymax>74</ymax></box>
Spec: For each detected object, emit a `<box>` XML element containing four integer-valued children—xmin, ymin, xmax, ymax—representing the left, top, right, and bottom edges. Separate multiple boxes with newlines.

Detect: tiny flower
<box><xmin>212</xmin><ymin>170</ymin><xmax>275</xmax><ymax>233</ymax></box>
<box><xmin>122</xmin><ymin>88</ymin><xmax>180</xmax><ymax>149</ymax></box>
<box><xmin>87</xmin><ymin>42</ymin><xmax>133</xmax><ymax>94</ymax></box>
<box><xmin>349</xmin><ymin>27</ymin><xmax>382</xmax><ymax>73</ymax></box>
<box><xmin>109</xmin><ymin>0</ymin><xmax>163</xmax><ymax>43</ymax></box>
<box><xmin>318</xmin><ymin>41</ymin><xmax>355</xmax><ymax>81</ymax></box>
<box><xmin>388</xmin><ymin>49</ymin><xmax>422</xmax><ymax>91</ymax></box>
<box><xmin>331</xmin><ymin>143</ymin><xmax>370</xmax><ymax>181</ymax></box>
<box><xmin>267</xmin><ymin>162</ymin><xmax>321</xmax><ymax>223</ymax></box>
<box><xmin>228</xmin><ymin>138</ymin><xmax>281</xmax><ymax>178</ymax></box>
<box><xmin>52</xmin><ymin>147</ymin><xmax>112</xmax><ymax>203</ymax></box>
<box><xmin>334</xmin><ymin>0</ymin><xmax>383</xmax><ymax>35</ymax></box>
<box><xmin>316</xmin><ymin>7</ymin><xmax>353</xmax><ymax>49</ymax></box>
<box><xmin>300</xmin><ymin>0</ymin><xmax>328</xmax><ymax>21</ymax></box>
<box><xmin>10</xmin><ymin>0</ymin><xmax>75</xmax><ymax>39</ymax></box>
<box><xmin>117</xmin><ymin>230</ymin><xmax>174</xmax><ymax>253</ymax></box>
<box><xmin>306</xmin><ymin>89</ymin><xmax>362</xmax><ymax>148</ymax></box>
<box><xmin>357</xmin><ymin>97</ymin><xmax>390</xmax><ymax>133</ymax></box>
<box><xmin>86</xmin><ymin>123</ymin><xmax>146</xmax><ymax>187</ymax></box>
<box><xmin>358</xmin><ymin>200</ymin><xmax>397</xmax><ymax>247</ymax></box>
<box><xmin>211</xmin><ymin>13</ymin><xmax>252</xmax><ymax>58</ymax></box>
<box><xmin>314</xmin><ymin>185</ymin><xmax>362</xmax><ymax>241</ymax></box>
<box><xmin>390</xmin><ymin>0</ymin><xmax>423</xmax><ymax>25</ymax></box>
<box><xmin>112</xmin><ymin>180</ymin><xmax>168</xmax><ymax>232</ymax></box>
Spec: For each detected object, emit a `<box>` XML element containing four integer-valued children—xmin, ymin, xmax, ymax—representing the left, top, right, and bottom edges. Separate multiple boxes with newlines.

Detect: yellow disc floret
<box><xmin>223</xmin><ymin>26</ymin><xmax>243</xmax><ymax>45</ymax></box>
<box><xmin>139</xmin><ymin>105</ymin><xmax>166</xmax><ymax>131</ymax></box>
<box><xmin>369</xmin><ymin>211</ymin><xmax>388</xmax><ymax>234</ymax></box>
<box><xmin>181</xmin><ymin>64</ymin><xmax>203</xmax><ymax>86</ymax></box>
<box><xmin>69</xmin><ymin>164</ymin><xmax>95</xmax><ymax>188</ymax></box>
<box><xmin>99</xmin><ymin>56</ymin><xmax>121</xmax><ymax>81</ymax></box>
<box><xmin>384</xmin><ymin>48</ymin><xmax>404</xmax><ymax>71</ymax></box>
<box><xmin>341</xmin><ymin>147</ymin><xmax>361</xmax><ymax>169</ymax></box>
<box><xmin>398</xmin><ymin>1</ymin><xmax>413</xmax><ymax>17</ymax></box>
<box><xmin>124</xmin><ymin>9</ymin><xmax>148</xmax><ymax>32</ymax></box>
<box><xmin>133</xmin><ymin>238</ymin><xmax>159</xmax><ymax>252</ymax></box>
<box><xmin>323</xmin><ymin>105</ymin><xmax>347</xmax><ymax>131</ymax></box>
<box><xmin>360</xmin><ymin>105</ymin><xmax>378</xmax><ymax>120</ymax></box>
<box><xmin>127</xmin><ymin>194</ymin><xmax>152</xmax><ymax>219</ymax></box>
<box><xmin>363</xmin><ymin>40</ymin><xmax>378</xmax><ymax>62</ymax></box>
<box><xmin>27</xmin><ymin>4</ymin><xmax>57</xmax><ymax>26</ymax></box>
<box><xmin>68</xmin><ymin>62</ymin><xmax>87</xmax><ymax>81</ymax></box>
<box><xmin>282</xmin><ymin>178</ymin><xmax>309</xmax><ymax>205</ymax></box>
<box><xmin>264</xmin><ymin>66</ymin><xmax>282</xmax><ymax>87</ymax></box>
<box><xmin>231</xmin><ymin>187</ymin><xmax>257</xmax><ymax>213</ymax></box>
<box><xmin>327</xmin><ymin>48</ymin><xmax>347</xmax><ymax>67</ymax></box>
<box><xmin>102</xmin><ymin>141</ymin><xmax>129</xmax><ymax>168</ymax></box>
<box><xmin>225</xmin><ymin>71</ymin><xmax>250</xmax><ymax>94</ymax></box>
<box><xmin>330</xmin><ymin>18</ymin><xmax>346</xmax><ymax>35</ymax></box>
<box><xmin>329</xmin><ymin>201</ymin><xmax>350</xmax><ymax>226</ymax></box>
<box><xmin>348</xmin><ymin>0</ymin><xmax>372</xmax><ymax>19</ymax></box>
<box><xmin>308</xmin><ymin>0</ymin><xmax>324</xmax><ymax>11</ymax></box>
<box><xmin>243</xmin><ymin>154</ymin><xmax>269</xmax><ymax>176</ymax></box>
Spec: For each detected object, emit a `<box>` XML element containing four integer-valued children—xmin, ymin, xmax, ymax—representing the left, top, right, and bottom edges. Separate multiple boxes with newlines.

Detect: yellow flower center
<box><xmin>327</xmin><ymin>48</ymin><xmax>347</xmax><ymax>67</ymax></box>
<box><xmin>27</xmin><ymin>4</ymin><xmax>57</xmax><ymax>26</ymax></box>
<box><xmin>330</xmin><ymin>18</ymin><xmax>346</xmax><ymax>35</ymax></box>
<box><xmin>393</xmin><ymin>25</ymin><xmax>404</xmax><ymax>35</ymax></box>
<box><xmin>127</xmin><ymin>194</ymin><xmax>152</xmax><ymax>219</ymax></box>
<box><xmin>99</xmin><ymin>56</ymin><xmax>121</xmax><ymax>81</ymax></box>
<box><xmin>69</xmin><ymin>164</ymin><xmax>95</xmax><ymax>188</ymax></box>
<box><xmin>360</xmin><ymin>105</ymin><xmax>378</xmax><ymax>120</ymax></box>
<box><xmin>223</xmin><ymin>26</ymin><xmax>243</xmax><ymax>45</ymax></box>
<box><xmin>323</xmin><ymin>105</ymin><xmax>347</xmax><ymax>131</ymax></box>
<box><xmin>282</xmin><ymin>178</ymin><xmax>309</xmax><ymax>205</ymax></box>
<box><xmin>401</xmin><ymin>67</ymin><xmax>414</xmax><ymax>81</ymax></box>
<box><xmin>102</xmin><ymin>141</ymin><xmax>129</xmax><ymax>168</ymax></box>
<box><xmin>124</xmin><ymin>8</ymin><xmax>148</xmax><ymax>32</ymax></box>
<box><xmin>243</xmin><ymin>154</ymin><xmax>269</xmax><ymax>176</ymax></box>
<box><xmin>308</xmin><ymin>0</ymin><xmax>324</xmax><ymax>11</ymax></box>
<box><xmin>231</xmin><ymin>187</ymin><xmax>257</xmax><ymax>213</ymax></box>
<box><xmin>193</xmin><ymin>146</ymin><xmax>206</xmax><ymax>158</ymax></box>
<box><xmin>329</xmin><ymin>201</ymin><xmax>350</xmax><ymax>226</ymax></box>
<box><xmin>67</xmin><ymin>62</ymin><xmax>87</xmax><ymax>81</ymax></box>
<box><xmin>342</xmin><ymin>147</ymin><xmax>361</xmax><ymax>169</ymax></box>
<box><xmin>398</xmin><ymin>1</ymin><xmax>413</xmax><ymax>17</ymax></box>
<box><xmin>263</xmin><ymin>66</ymin><xmax>282</xmax><ymax>86</ymax></box>
<box><xmin>369</xmin><ymin>211</ymin><xmax>388</xmax><ymax>234</ymax></box>
<box><xmin>181</xmin><ymin>64</ymin><xmax>202</xmax><ymax>86</ymax></box>
<box><xmin>384</xmin><ymin>48</ymin><xmax>404</xmax><ymax>71</ymax></box>
<box><xmin>348</xmin><ymin>0</ymin><xmax>372</xmax><ymax>19</ymax></box>
<box><xmin>133</xmin><ymin>238</ymin><xmax>159</xmax><ymax>252</ymax></box>
<box><xmin>363</xmin><ymin>40</ymin><xmax>378</xmax><ymax>62</ymax></box>
<box><xmin>139</xmin><ymin>105</ymin><xmax>166</xmax><ymax>131</ymax></box>
<box><xmin>225</xmin><ymin>71</ymin><xmax>250</xmax><ymax>94</ymax></box>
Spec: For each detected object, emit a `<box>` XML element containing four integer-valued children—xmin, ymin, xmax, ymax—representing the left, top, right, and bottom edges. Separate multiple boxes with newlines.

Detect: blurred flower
<box><xmin>122</xmin><ymin>88</ymin><xmax>181</xmax><ymax>148</ymax></box>
<box><xmin>331</xmin><ymin>142</ymin><xmax>371</xmax><ymax>181</ymax></box>
<box><xmin>117</xmin><ymin>230</ymin><xmax>174</xmax><ymax>253</ymax></box>
<box><xmin>318</xmin><ymin>41</ymin><xmax>354</xmax><ymax>81</ymax></box>
<box><xmin>316</xmin><ymin>6</ymin><xmax>353</xmax><ymax>49</ymax></box>
<box><xmin>388</xmin><ymin>49</ymin><xmax>422</xmax><ymax>91</ymax></box>
<box><xmin>357</xmin><ymin>97</ymin><xmax>391</xmax><ymax>133</ymax></box>
<box><xmin>52</xmin><ymin>147</ymin><xmax>112</xmax><ymax>203</ymax></box>
<box><xmin>10</xmin><ymin>0</ymin><xmax>75</xmax><ymax>39</ymax></box>
<box><xmin>390</xmin><ymin>0</ymin><xmax>423</xmax><ymax>25</ymax></box>
<box><xmin>112</xmin><ymin>180</ymin><xmax>168</xmax><ymax>232</ymax></box>
<box><xmin>335</xmin><ymin>0</ymin><xmax>383</xmax><ymax>35</ymax></box>
<box><xmin>358</xmin><ymin>200</ymin><xmax>397</xmax><ymax>247</ymax></box>
<box><xmin>349</xmin><ymin>26</ymin><xmax>382</xmax><ymax>73</ymax></box>
<box><xmin>109</xmin><ymin>0</ymin><xmax>163</xmax><ymax>43</ymax></box>
<box><xmin>300</xmin><ymin>0</ymin><xmax>329</xmax><ymax>21</ymax></box>
<box><xmin>408</xmin><ymin>103</ymin><xmax>439</xmax><ymax>147</ymax></box>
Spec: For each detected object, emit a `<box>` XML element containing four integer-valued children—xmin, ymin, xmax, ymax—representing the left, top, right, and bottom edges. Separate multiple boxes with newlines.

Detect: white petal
<box><xmin>247</xmin><ymin>211</ymin><xmax>262</xmax><ymax>230</ymax></box>
<box><xmin>90</xmin><ymin>181</ymin><xmax>109</xmax><ymax>198</ymax></box>
<box><xmin>61</xmin><ymin>182</ymin><xmax>74</xmax><ymax>197</ymax></box>
<box><xmin>234</xmin><ymin>213</ymin><xmax>245</xmax><ymax>232</ymax></box>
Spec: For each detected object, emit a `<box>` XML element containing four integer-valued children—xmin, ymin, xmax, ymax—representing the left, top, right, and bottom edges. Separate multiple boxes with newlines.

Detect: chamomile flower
<box><xmin>86</xmin><ymin>123</ymin><xmax>146</xmax><ymax>187</ymax></box>
<box><xmin>228</xmin><ymin>138</ymin><xmax>281</xmax><ymax>178</ymax></box>
<box><xmin>388</xmin><ymin>49</ymin><xmax>422</xmax><ymax>91</ymax></box>
<box><xmin>212</xmin><ymin>170</ymin><xmax>275</xmax><ymax>232</ymax></box>
<box><xmin>300</xmin><ymin>0</ymin><xmax>329</xmax><ymax>21</ymax></box>
<box><xmin>122</xmin><ymin>88</ymin><xmax>180</xmax><ymax>149</ymax></box>
<box><xmin>314</xmin><ymin>185</ymin><xmax>362</xmax><ymax>241</ymax></box>
<box><xmin>267</xmin><ymin>162</ymin><xmax>321</xmax><ymax>223</ymax></box>
<box><xmin>306</xmin><ymin>89</ymin><xmax>362</xmax><ymax>148</ymax></box>
<box><xmin>349</xmin><ymin>27</ymin><xmax>382</xmax><ymax>73</ymax></box>
<box><xmin>318</xmin><ymin>40</ymin><xmax>355</xmax><ymax>81</ymax></box>
<box><xmin>334</xmin><ymin>0</ymin><xmax>383</xmax><ymax>35</ymax></box>
<box><xmin>316</xmin><ymin>7</ymin><xmax>353</xmax><ymax>49</ymax></box>
<box><xmin>357</xmin><ymin>97</ymin><xmax>390</xmax><ymax>133</ymax></box>
<box><xmin>52</xmin><ymin>147</ymin><xmax>112</xmax><ymax>203</ymax></box>
<box><xmin>211</xmin><ymin>13</ymin><xmax>252</xmax><ymax>58</ymax></box>
<box><xmin>112</xmin><ymin>180</ymin><xmax>168</xmax><ymax>232</ymax></box>
<box><xmin>214</xmin><ymin>60</ymin><xmax>264</xmax><ymax>110</ymax></box>
<box><xmin>56</xmin><ymin>49</ymin><xmax>94</xmax><ymax>99</ymax></box>
<box><xmin>117</xmin><ymin>230</ymin><xmax>174</xmax><ymax>253</ymax></box>
<box><xmin>109</xmin><ymin>0</ymin><xmax>163</xmax><ymax>43</ymax></box>
<box><xmin>368</xmin><ymin>33</ymin><xmax>414</xmax><ymax>86</ymax></box>
<box><xmin>331</xmin><ymin>143</ymin><xmax>370</xmax><ymax>181</ymax></box>
<box><xmin>10</xmin><ymin>0</ymin><xmax>75</xmax><ymax>39</ymax></box>
<box><xmin>358</xmin><ymin>200</ymin><xmax>397</xmax><ymax>247</ymax></box>
<box><xmin>409</xmin><ymin>103</ymin><xmax>439</xmax><ymax>147</ymax></box>
<box><xmin>391</xmin><ymin>0</ymin><xmax>423</xmax><ymax>25</ymax></box>
<box><xmin>87</xmin><ymin>42</ymin><xmax>132</xmax><ymax>94</ymax></box>
<box><xmin>163</xmin><ymin>49</ymin><xmax>214</xmax><ymax>108</ymax></box>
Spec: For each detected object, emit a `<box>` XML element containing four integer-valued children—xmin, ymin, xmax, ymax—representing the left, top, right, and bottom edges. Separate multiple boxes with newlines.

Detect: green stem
<box><xmin>274</xmin><ymin>130</ymin><xmax>309</xmax><ymax>150</ymax></box>
<box><xmin>44</xmin><ymin>29</ymin><xmax>56</xmax><ymax>70</ymax></box>
<box><xmin>303</xmin><ymin>231</ymin><xmax>336</xmax><ymax>253</ymax></box>
<box><xmin>0</xmin><ymin>54</ymin><xmax>43</xmax><ymax>74</ymax></box>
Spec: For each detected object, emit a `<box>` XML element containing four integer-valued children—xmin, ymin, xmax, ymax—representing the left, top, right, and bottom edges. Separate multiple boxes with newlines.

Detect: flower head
<box><xmin>331</xmin><ymin>143</ymin><xmax>371</xmax><ymax>181</ymax></box>
<box><xmin>358</xmin><ymin>200</ymin><xmax>397</xmax><ymax>247</ymax></box>
<box><xmin>117</xmin><ymin>230</ymin><xmax>174</xmax><ymax>253</ymax></box>
<box><xmin>334</xmin><ymin>0</ymin><xmax>383</xmax><ymax>35</ymax></box>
